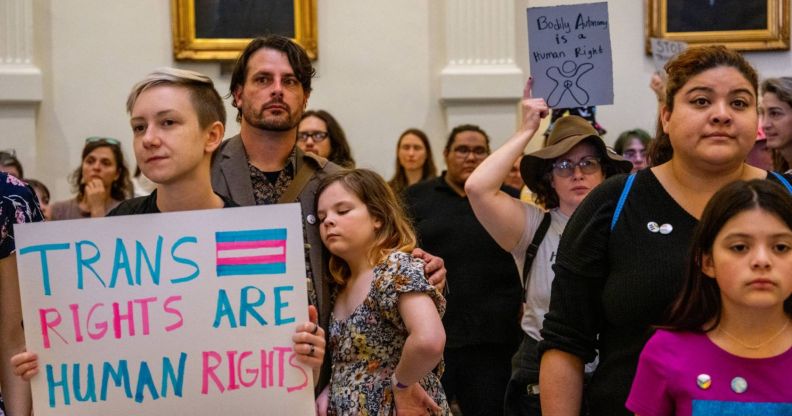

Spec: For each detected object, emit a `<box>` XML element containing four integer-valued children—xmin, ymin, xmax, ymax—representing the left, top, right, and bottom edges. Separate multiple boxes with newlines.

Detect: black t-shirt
<box><xmin>404</xmin><ymin>174</ymin><xmax>522</xmax><ymax>348</ymax></box>
<box><xmin>108</xmin><ymin>190</ymin><xmax>238</xmax><ymax>216</ymax></box>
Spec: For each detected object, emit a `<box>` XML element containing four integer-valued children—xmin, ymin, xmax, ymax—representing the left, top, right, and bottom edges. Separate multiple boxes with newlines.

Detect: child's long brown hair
<box><xmin>316</xmin><ymin>169</ymin><xmax>417</xmax><ymax>286</ymax></box>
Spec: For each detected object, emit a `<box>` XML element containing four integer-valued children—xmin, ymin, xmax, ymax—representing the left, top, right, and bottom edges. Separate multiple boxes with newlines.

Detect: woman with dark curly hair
<box><xmin>297</xmin><ymin>109</ymin><xmax>355</xmax><ymax>168</ymax></box>
<box><xmin>49</xmin><ymin>137</ymin><xmax>132</xmax><ymax>220</ymax></box>
<box><xmin>466</xmin><ymin>81</ymin><xmax>631</xmax><ymax>416</ymax></box>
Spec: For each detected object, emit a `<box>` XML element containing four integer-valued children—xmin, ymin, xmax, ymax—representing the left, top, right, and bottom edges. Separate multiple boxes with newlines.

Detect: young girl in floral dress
<box><xmin>315</xmin><ymin>169</ymin><xmax>449</xmax><ymax>415</ymax></box>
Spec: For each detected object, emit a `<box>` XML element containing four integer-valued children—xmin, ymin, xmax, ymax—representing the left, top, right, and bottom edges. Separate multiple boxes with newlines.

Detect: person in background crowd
<box><xmin>538</xmin><ymin>45</ymin><xmax>788</xmax><ymax>416</ymax></box>
<box><xmin>388</xmin><ymin>128</ymin><xmax>438</xmax><ymax>196</ymax></box>
<box><xmin>297</xmin><ymin>109</ymin><xmax>355</xmax><ymax>168</ymax></box>
<box><xmin>746</xmin><ymin>128</ymin><xmax>773</xmax><ymax>171</ymax></box>
<box><xmin>405</xmin><ymin>124</ymin><xmax>522</xmax><ymax>416</ymax></box>
<box><xmin>627</xmin><ymin>179</ymin><xmax>792</xmax><ymax>414</ymax></box>
<box><xmin>0</xmin><ymin>172</ymin><xmax>43</xmax><ymax>416</ymax></box>
<box><xmin>613</xmin><ymin>128</ymin><xmax>652</xmax><ymax>172</ymax></box>
<box><xmin>49</xmin><ymin>137</ymin><xmax>132</xmax><ymax>220</ymax></box>
<box><xmin>0</xmin><ymin>152</ymin><xmax>23</xmax><ymax>179</ymax></box>
<box><xmin>23</xmin><ymin>179</ymin><xmax>51</xmax><ymax>220</ymax></box>
<box><xmin>503</xmin><ymin>154</ymin><xmax>526</xmax><ymax>194</ymax></box>
<box><xmin>760</xmin><ymin>77</ymin><xmax>792</xmax><ymax>173</ymax></box>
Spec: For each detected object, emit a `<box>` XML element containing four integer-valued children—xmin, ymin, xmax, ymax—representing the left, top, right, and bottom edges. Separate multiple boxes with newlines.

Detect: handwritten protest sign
<box><xmin>527</xmin><ymin>2</ymin><xmax>613</xmax><ymax>108</ymax></box>
<box><xmin>650</xmin><ymin>37</ymin><xmax>687</xmax><ymax>71</ymax></box>
<box><xmin>15</xmin><ymin>204</ymin><xmax>314</xmax><ymax>415</ymax></box>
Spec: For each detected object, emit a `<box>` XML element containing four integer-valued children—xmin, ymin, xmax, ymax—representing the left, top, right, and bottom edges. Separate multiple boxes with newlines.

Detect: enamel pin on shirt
<box><xmin>647</xmin><ymin>221</ymin><xmax>673</xmax><ymax>235</ymax></box>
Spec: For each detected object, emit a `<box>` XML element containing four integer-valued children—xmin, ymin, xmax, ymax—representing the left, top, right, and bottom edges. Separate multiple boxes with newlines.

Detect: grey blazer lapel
<box><xmin>218</xmin><ymin>135</ymin><xmax>256</xmax><ymax>206</ymax></box>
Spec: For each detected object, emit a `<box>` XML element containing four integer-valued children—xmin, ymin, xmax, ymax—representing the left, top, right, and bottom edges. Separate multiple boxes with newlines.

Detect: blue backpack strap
<box><xmin>610</xmin><ymin>173</ymin><xmax>637</xmax><ymax>232</ymax></box>
<box><xmin>769</xmin><ymin>171</ymin><xmax>792</xmax><ymax>194</ymax></box>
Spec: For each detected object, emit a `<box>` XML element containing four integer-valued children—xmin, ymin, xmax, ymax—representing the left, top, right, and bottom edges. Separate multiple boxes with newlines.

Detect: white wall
<box><xmin>25</xmin><ymin>0</ymin><xmax>792</xmax><ymax>200</ymax></box>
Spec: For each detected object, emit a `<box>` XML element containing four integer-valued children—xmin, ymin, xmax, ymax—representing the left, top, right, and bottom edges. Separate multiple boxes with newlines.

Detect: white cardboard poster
<box><xmin>15</xmin><ymin>203</ymin><xmax>314</xmax><ymax>415</ymax></box>
<box><xmin>527</xmin><ymin>2</ymin><xmax>613</xmax><ymax>108</ymax></box>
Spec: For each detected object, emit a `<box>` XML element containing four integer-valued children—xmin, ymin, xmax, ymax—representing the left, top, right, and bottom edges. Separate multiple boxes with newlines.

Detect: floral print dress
<box><xmin>328</xmin><ymin>251</ymin><xmax>450</xmax><ymax>415</ymax></box>
<box><xmin>0</xmin><ymin>173</ymin><xmax>44</xmax><ymax>259</ymax></box>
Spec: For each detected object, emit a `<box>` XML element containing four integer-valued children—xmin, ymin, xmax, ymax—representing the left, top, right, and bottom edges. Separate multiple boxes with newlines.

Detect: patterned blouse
<box><xmin>328</xmin><ymin>251</ymin><xmax>450</xmax><ymax>415</ymax></box>
<box><xmin>0</xmin><ymin>173</ymin><xmax>44</xmax><ymax>259</ymax></box>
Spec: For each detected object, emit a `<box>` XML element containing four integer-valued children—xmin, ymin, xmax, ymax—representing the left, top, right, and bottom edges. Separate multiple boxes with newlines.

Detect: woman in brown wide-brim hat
<box><xmin>465</xmin><ymin>83</ymin><xmax>631</xmax><ymax>416</ymax></box>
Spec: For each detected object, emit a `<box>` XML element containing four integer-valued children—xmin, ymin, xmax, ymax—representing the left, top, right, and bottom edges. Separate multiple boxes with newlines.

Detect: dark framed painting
<box><xmin>171</xmin><ymin>0</ymin><xmax>317</xmax><ymax>60</ymax></box>
<box><xmin>645</xmin><ymin>0</ymin><xmax>789</xmax><ymax>52</ymax></box>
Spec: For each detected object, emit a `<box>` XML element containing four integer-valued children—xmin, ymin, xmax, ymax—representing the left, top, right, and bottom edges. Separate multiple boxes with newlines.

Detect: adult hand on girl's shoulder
<box><xmin>411</xmin><ymin>248</ymin><xmax>446</xmax><ymax>293</ymax></box>
<box><xmin>316</xmin><ymin>385</ymin><xmax>329</xmax><ymax>416</ymax></box>
<box><xmin>291</xmin><ymin>305</ymin><xmax>325</xmax><ymax>380</ymax></box>
<box><xmin>393</xmin><ymin>383</ymin><xmax>442</xmax><ymax>416</ymax></box>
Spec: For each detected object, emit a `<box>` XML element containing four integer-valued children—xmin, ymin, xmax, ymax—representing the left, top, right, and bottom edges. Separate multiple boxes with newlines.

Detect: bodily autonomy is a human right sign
<box><xmin>527</xmin><ymin>2</ymin><xmax>613</xmax><ymax>108</ymax></box>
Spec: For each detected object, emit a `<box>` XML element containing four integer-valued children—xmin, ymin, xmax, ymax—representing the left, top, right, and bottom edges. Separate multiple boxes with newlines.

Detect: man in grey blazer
<box><xmin>211</xmin><ymin>36</ymin><xmax>447</xmax><ymax>388</ymax></box>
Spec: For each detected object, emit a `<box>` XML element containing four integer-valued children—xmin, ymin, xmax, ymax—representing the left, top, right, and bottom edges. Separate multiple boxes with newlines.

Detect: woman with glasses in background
<box><xmin>50</xmin><ymin>137</ymin><xmax>132</xmax><ymax>220</ymax></box>
<box><xmin>297</xmin><ymin>110</ymin><xmax>355</xmax><ymax>168</ymax></box>
<box><xmin>388</xmin><ymin>128</ymin><xmax>438</xmax><ymax>196</ymax></box>
<box><xmin>466</xmin><ymin>80</ymin><xmax>631</xmax><ymax>414</ymax></box>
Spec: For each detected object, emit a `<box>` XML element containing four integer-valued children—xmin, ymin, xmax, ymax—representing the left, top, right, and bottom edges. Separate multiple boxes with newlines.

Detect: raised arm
<box><xmin>465</xmin><ymin>80</ymin><xmax>549</xmax><ymax>251</ymax></box>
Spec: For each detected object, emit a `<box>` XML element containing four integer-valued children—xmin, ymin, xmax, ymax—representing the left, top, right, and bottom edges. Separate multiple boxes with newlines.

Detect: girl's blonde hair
<box><xmin>316</xmin><ymin>169</ymin><xmax>417</xmax><ymax>285</ymax></box>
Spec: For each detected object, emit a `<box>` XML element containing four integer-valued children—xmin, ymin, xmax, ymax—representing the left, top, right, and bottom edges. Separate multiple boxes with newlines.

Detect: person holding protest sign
<box><xmin>210</xmin><ymin>35</ymin><xmax>447</xmax><ymax>392</ymax></box>
<box><xmin>314</xmin><ymin>169</ymin><xmax>448</xmax><ymax>415</ymax></box>
<box><xmin>538</xmin><ymin>46</ymin><xmax>792</xmax><ymax>416</ymax></box>
<box><xmin>465</xmin><ymin>80</ymin><xmax>631</xmax><ymax>415</ymax></box>
<box><xmin>0</xmin><ymin>172</ymin><xmax>44</xmax><ymax>416</ymax></box>
<box><xmin>11</xmin><ymin>68</ymin><xmax>328</xmax><ymax>391</ymax></box>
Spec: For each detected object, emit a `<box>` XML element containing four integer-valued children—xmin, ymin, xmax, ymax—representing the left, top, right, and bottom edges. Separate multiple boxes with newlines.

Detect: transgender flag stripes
<box><xmin>215</xmin><ymin>228</ymin><xmax>287</xmax><ymax>276</ymax></box>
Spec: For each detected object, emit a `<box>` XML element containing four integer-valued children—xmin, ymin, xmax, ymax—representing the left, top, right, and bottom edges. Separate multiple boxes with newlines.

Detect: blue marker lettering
<box><xmin>18</xmin><ymin>243</ymin><xmax>70</xmax><ymax>296</ymax></box>
<box><xmin>170</xmin><ymin>236</ymin><xmax>199</xmax><ymax>284</ymax></box>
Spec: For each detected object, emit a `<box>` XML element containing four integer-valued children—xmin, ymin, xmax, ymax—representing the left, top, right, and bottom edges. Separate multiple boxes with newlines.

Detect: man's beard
<box><xmin>243</xmin><ymin>104</ymin><xmax>300</xmax><ymax>132</ymax></box>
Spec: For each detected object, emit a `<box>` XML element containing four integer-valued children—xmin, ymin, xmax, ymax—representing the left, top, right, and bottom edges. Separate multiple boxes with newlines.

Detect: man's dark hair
<box><xmin>228</xmin><ymin>35</ymin><xmax>316</xmax><ymax>122</ymax></box>
<box><xmin>443</xmin><ymin>124</ymin><xmax>490</xmax><ymax>154</ymax></box>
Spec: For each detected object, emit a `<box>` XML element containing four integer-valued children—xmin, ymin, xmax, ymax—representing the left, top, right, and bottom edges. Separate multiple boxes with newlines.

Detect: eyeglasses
<box><xmin>85</xmin><ymin>136</ymin><xmax>121</xmax><ymax>146</ymax></box>
<box><xmin>297</xmin><ymin>131</ymin><xmax>329</xmax><ymax>142</ymax></box>
<box><xmin>452</xmin><ymin>146</ymin><xmax>488</xmax><ymax>158</ymax></box>
<box><xmin>551</xmin><ymin>157</ymin><xmax>602</xmax><ymax>177</ymax></box>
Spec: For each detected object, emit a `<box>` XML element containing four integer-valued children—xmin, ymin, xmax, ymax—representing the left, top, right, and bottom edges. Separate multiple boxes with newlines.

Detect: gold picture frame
<box><xmin>171</xmin><ymin>0</ymin><xmax>317</xmax><ymax>61</ymax></box>
<box><xmin>645</xmin><ymin>0</ymin><xmax>789</xmax><ymax>52</ymax></box>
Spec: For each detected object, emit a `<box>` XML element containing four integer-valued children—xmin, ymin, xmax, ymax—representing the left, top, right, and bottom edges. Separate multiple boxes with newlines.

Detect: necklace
<box><xmin>719</xmin><ymin>319</ymin><xmax>790</xmax><ymax>350</ymax></box>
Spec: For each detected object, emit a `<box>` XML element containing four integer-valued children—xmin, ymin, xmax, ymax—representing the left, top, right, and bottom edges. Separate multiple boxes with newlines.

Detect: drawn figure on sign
<box><xmin>546</xmin><ymin>60</ymin><xmax>594</xmax><ymax>107</ymax></box>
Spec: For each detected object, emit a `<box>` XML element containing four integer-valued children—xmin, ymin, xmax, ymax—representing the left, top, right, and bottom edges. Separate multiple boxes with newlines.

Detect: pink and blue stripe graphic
<box><xmin>215</xmin><ymin>228</ymin><xmax>287</xmax><ymax>276</ymax></box>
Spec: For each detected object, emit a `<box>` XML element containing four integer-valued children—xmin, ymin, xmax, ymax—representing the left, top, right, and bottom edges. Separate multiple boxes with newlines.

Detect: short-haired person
<box><xmin>11</xmin><ymin>68</ymin><xmax>326</xmax><ymax>390</ymax></box>
<box><xmin>388</xmin><ymin>128</ymin><xmax>438</xmax><ymax>195</ymax></box>
<box><xmin>613</xmin><ymin>128</ymin><xmax>652</xmax><ymax>172</ymax></box>
<box><xmin>538</xmin><ymin>46</ymin><xmax>791</xmax><ymax>415</ymax></box>
<box><xmin>297</xmin><ymin>110</ymin><xmax>355</xmax><ymax>168</ymax></box>
<box><xmin>0</xmin><ymin>173</ymin><xmax>44</xmax><ymax>416</ymax></box>
<box><xmin>210</xmin><ymin>35</ymin><xmax>446</xmax><ymax>392</ymax></box>
<box><xmin>405</xmin><ymin>124</ymin><xmax>523</xmax><ymax>416</ymax></box>
<box><xmin>49</xmin><ymin>137</ymin><xmax>132</xmax><ymax>220</ymax></box>
<box><xmin>466</xmin><ymin>81</ymin><xmax>631</xmax><ymax>416</ymax></box>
